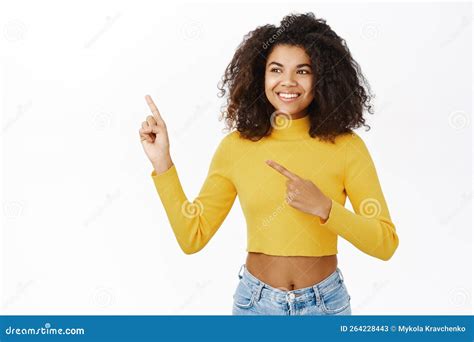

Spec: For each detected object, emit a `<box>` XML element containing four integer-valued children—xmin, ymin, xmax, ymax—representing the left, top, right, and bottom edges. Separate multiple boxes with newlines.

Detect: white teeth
<box><xmin>278</xmin><ymin>93</ymin><xmax>299</xmax><ymax>99</ymax></box>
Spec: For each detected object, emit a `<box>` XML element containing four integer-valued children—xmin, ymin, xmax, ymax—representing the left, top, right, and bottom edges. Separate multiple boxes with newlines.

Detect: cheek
<box><xmin>301</xmin><ymin>80</ymin><xmax>314</xmax><ymax>102</ymax></box>
<box><xmin>301</xmin><ymin>78</ymin><xmax>313</xmax><ymax>93</ymax></box>
<box><xmin>265</xmin><ymin>75</ymin><xmax>279</xmax><ymax>92</ymax></box>
<box><xmin>303</xmin><ymin>92</ymin><xmax>314</xmax><ymax>104</ymax></box>
<box><xmin>264</xmin><ymin>78</ymin><xmax>279</xmax><ymax>103</ymax></box>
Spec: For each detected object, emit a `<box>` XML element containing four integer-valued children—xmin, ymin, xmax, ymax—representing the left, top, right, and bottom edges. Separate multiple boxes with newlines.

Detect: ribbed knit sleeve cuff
<box><xmin>150</xmin><ymin>164</ymin><xmax>185</xmax><ymax>202</ymax></box>
<box><xmin>151</xmin><ymin>164</ymin><xmax>177</xmax><ymax>185</ymax></box>
<box><xmin>317</xmin><ymin>199</ymin><xmax>350</xmax><ymax>234</ymax></box>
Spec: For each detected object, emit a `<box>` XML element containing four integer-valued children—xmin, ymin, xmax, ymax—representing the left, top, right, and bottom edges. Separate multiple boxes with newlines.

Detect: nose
<box><xmin>280</xmin><ymin>71</ymin><xmax>297</xmax><ymax>87</ymax></box>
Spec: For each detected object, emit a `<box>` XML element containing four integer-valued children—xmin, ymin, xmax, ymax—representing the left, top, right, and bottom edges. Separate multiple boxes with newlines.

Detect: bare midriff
<box><xmin>245</xmin><ymin>252</ymin><xmax>338</xmax><ymax>291</ymax></box>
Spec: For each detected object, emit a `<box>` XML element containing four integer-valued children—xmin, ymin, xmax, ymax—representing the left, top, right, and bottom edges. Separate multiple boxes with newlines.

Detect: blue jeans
<box><xmin>232</xmin><ymin>264</ymin><xmax>352</xmax><ymax>315</ymax></box>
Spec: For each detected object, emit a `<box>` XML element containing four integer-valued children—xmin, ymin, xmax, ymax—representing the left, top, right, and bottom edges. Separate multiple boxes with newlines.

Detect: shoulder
<box><xmin>331</xmin><ymin>131</ymin><xmax>374</xmax><ymax>168</ymax></box>
<box><xmin>216</xmin><ymin>130</ymin><xmax>248</xmax><ymax>150</ymax></box>
<box><xmin>212</xmin><ymin>130</ymin><xmax>244</xmax><ymax>160</ymax></box>
<box><xmin>334</xmin><ymin>130</ymin><xmax>361</xmax><ymax>143</ymax></box>
<box><xmin>337</xmin><ymin>131</ymin><xmax>377</xmax><ymax>170</ymax></box>
<box><xmin>209</xmin><ymin>130</ymin><xmax>244</xmax><ymax>172</ymax></box>
<box><xmin>222</xmin><ymin>130</ymin><xmax>240</xmax><ymax>142</ymax></box>
<box><xmin>335</xmin><ymin>130</ymin><xmax>369</xmax><ymax>152</ymax></box>
<box><xmin>216</xmin><ymin>130</ymin><xmax>239</xmax><ymax>149</ymax></box>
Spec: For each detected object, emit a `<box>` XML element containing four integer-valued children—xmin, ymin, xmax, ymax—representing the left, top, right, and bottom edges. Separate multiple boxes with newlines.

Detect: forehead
<box><xmin>266</xmin><ymin>44</ymin><xmax>311</xmax><ymax>65</ymax></box>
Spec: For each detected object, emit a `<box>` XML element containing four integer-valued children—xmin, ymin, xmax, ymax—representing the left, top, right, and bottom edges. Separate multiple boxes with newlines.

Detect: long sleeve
<box><xmin>318</xmin><ymin>133</ymin><xmax>399</xmax><ymax>261</ymax></box>
<box><xmin>150</xmin><ymin>135</ymin><xmax>237</xmax><ymax>254</ymax></box>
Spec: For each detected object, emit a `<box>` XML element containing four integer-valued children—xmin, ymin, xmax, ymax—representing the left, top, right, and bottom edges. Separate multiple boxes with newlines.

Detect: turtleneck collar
<box><xmin>269</xmin><ymin>114</ymin><xmax>311</xmax><ymax>140</ymax></box>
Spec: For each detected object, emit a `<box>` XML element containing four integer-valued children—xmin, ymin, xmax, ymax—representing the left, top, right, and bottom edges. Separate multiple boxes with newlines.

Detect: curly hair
<box><xmin>217</xmin><ymin>12</ymin><xmax>374</xmax><ymax>143</ymax></box>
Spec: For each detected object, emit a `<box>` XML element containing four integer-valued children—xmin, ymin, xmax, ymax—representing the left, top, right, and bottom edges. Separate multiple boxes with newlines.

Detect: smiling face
<box><xmin>264</xmin><ymin>44</ymin><xmax>315</xmax><ymax>120</ymax></box>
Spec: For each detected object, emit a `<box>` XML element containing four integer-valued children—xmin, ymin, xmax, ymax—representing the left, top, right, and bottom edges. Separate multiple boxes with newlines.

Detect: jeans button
<box><xmin>288</xmin><ymin>293</ymin><xmax>295</xmax><ymax>300</ymax></box>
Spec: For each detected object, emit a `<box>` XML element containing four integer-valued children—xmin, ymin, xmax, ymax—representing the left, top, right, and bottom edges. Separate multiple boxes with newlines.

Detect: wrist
<box><xmin>319</xmin><ymin>197</ymin><xmax>332</xmax><ymax>222</ymax></box>
<box><xmin>152</xmin><ymin>156</ymin><xmax>174</xmax><ymax>175</ymax></box>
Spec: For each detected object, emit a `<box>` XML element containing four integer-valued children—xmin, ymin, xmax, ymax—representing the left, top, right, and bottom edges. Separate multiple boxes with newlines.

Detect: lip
<box><xmin>276</xmin><ymin>91</ymin><xmax>301</xmax><ymax>103</ymax></box>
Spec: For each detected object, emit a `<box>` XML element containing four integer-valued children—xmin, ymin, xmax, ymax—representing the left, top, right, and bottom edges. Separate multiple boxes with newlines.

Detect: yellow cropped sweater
<box><xmin>151</xmin><ymin>115</ymin><xmax>399</xmax><ymax>260</ymax></box>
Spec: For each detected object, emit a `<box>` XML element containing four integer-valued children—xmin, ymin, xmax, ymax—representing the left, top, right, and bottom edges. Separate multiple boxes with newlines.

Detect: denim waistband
<box><xmin>237</xmin><ymin>263</ymin><xmax>345</xmax><ymax>305</ymax></box>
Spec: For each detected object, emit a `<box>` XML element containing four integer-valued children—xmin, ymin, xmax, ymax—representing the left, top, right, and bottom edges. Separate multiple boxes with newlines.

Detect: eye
<box><xmin>270</xmin><ymin>67</ymin><xmax>282</xmax><ymax>73</ymax></box>
<box><xmin>297</xmin><ymin>69</ymin><xmax>311</xmax><ymax>75</ymax></box>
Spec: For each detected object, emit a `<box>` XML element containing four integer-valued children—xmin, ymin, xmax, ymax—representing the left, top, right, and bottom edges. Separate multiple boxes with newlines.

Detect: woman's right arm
<box><xmin>139</xmin><ymin>95</ymin><xmax>238</xmax><ymax>254</ymax></box>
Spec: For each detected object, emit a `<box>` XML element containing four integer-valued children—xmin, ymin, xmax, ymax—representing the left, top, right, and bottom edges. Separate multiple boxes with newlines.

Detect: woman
<box><xmin>139</xmin><ymin>12</ymin><xmax>399</xmax><ymax>315</ymax></box>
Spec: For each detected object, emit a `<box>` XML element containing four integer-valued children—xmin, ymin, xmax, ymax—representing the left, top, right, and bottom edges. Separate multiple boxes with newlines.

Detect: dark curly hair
<box><xmin>217</xmin><ymin>12</ymin><xmax>374</xmax><ymax>143</ymax></box>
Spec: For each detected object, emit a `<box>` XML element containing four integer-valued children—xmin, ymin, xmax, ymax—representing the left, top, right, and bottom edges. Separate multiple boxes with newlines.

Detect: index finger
<box><xmin>266</xmin><ymin>160</ymin><xmax>299</xmax><ymax>181</ymax></box>
<box><xmin>145</xmin><ymin>94</ymin><xmax>164</xmax><ymax>123</ymax></box>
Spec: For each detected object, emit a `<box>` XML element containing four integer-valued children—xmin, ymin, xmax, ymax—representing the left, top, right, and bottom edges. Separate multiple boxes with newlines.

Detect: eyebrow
<box><xmin>268</xmin><ymin>61</ymin><xmax>312</xmax><ymax>69</ymax></box>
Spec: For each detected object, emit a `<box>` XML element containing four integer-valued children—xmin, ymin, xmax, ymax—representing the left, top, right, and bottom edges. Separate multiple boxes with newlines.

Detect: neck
<box><xmin>269</xmin><ymin>113</ymin><xmax>311</xmax><ymax>140</ymax></box>
<box><xmin>288</xmin><ymin>110</ymin><xmax>308</xmax><ymax>119</ymax></box>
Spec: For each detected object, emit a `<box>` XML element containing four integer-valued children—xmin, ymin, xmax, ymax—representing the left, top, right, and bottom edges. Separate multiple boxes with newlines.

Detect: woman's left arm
<box><xmin>266</xmin><ymin>132</ymin><xmax>400</xmax><ymax>261</ymax></box>
<box><xmin>317</xmin><ymin>133</ymin><xmax>400</xmax><ymax>261</ymax></box>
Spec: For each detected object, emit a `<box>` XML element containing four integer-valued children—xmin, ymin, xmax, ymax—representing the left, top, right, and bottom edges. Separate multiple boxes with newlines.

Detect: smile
<box><xmin>277</xmin><ymin>92</ymin><xmax>301</xmax><ymax>102</ymax></box>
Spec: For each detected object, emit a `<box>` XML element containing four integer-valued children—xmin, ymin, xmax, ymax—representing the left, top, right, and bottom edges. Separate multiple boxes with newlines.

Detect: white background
<box><xmin>1</xmin><ymin>0</ymin><xmax>472</xmax><ymax>315</ymax></box>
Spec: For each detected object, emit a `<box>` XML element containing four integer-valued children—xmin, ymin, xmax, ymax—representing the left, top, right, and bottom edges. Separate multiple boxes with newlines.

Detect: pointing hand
<box><xmin>265</xmin><ymin>159</ymin><xmax>332</xmax><ymax>221</ymax></box>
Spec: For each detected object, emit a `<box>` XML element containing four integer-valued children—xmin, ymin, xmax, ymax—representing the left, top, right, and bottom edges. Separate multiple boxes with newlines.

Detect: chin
<box><xmin>277</xmin><ymin>105</ymin><xmax>305</xmax><ymax>115</ymax></box>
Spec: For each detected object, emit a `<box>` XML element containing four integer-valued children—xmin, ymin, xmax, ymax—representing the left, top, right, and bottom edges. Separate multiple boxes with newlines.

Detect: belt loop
<box><xmin>312</xmin><ymin>284</ymin><xmax>321</xmax><ymax>306</ymax></box>
<box><xmin>337</xmin><ymin>267</ymin><xmax>344</xmax><ymax>282</ymax></box>
<box><xmin>238</xmin><ymin>264</ymin><xmax>245</xmax><ymax>280</ymax></box>
<box><xmin>255</xmin><ymin>283</ymin><xmax>264</xmax><ymax>302</ymax></box>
